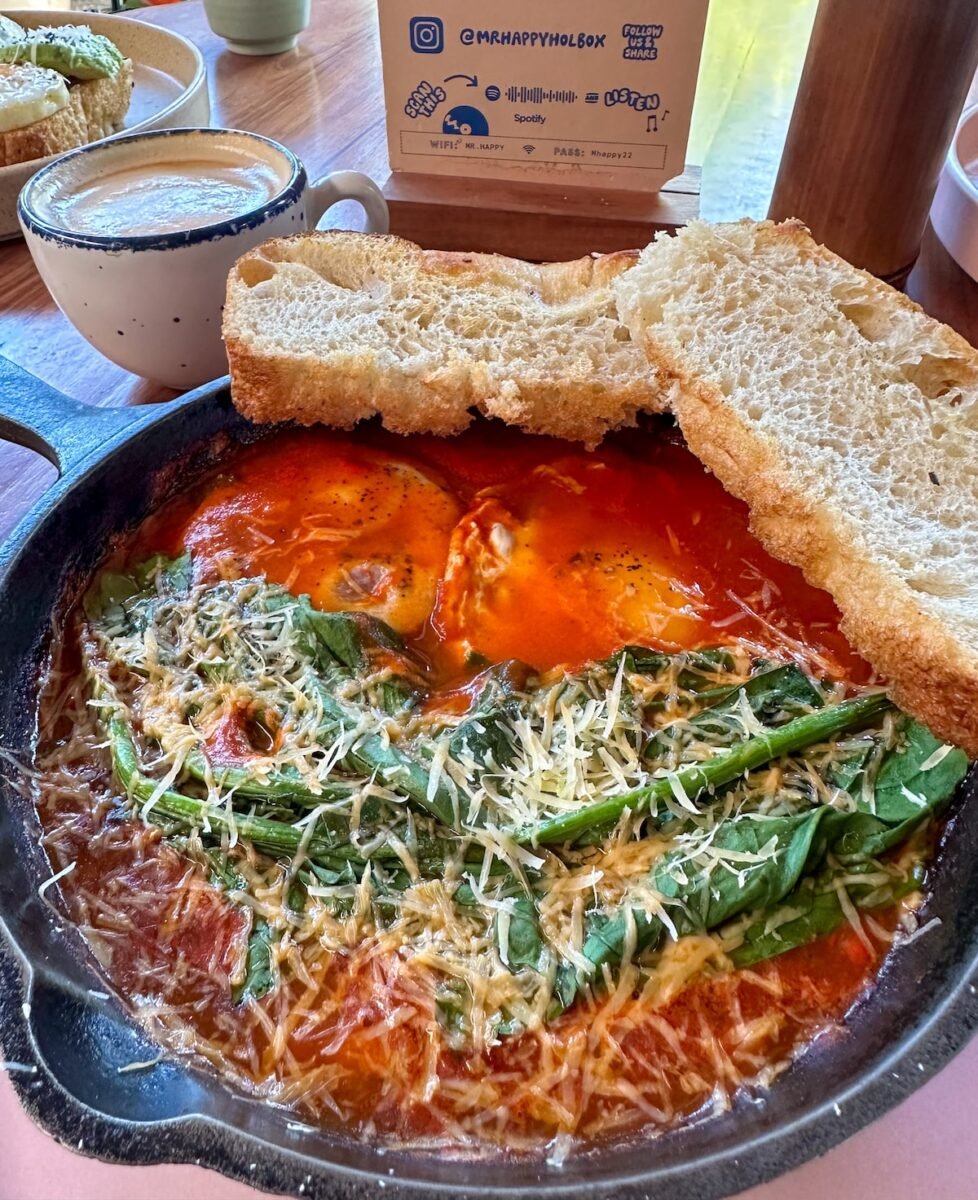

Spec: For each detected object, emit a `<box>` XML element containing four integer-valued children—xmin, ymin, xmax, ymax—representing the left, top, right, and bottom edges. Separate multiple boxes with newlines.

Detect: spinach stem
<box><xmin>521</xmin><ymin>692</ymin><xmax>894</xmax><ymax>847</ymax></box>
<box><xmin>108</xmin><ymin>715</ymin><xmax>372</xmax><ymax>869</ymax></box>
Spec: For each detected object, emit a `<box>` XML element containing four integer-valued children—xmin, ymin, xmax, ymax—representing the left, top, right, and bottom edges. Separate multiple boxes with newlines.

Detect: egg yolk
<box><xmin>166</xmin><ymin>434</ymin><xmax>462</xmax><ymax>634</ymax></box>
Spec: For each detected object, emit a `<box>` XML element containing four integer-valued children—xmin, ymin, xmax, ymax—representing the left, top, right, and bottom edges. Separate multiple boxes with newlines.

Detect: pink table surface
<box><xmin>3</xmin><ymin>1033</ymin><xmax>978</xmax><ymax>1199</ymax></box>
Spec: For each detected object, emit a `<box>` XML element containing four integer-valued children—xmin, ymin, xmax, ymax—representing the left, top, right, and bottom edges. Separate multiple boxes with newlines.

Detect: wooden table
<box><xmin>3</xmin><ymin>2</ymin><xmax>978</xmax><ymax>1196</ymax></box>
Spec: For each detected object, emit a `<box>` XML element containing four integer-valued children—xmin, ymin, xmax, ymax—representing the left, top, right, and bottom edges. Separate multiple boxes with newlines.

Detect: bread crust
<box><xmin>640</xmin><ymin>219</ymin><xmax>978</xmax><ymax>755</ymax></box>
<box><xmin>0</xmin><ymin>60</ymin><xmax>133</xmax><ymax>168</ymax></box>
<box><xmin>225</xmin><ymin>335</ymin><xmax>480</xmax><ymax>437</ymax></box>
<box><xmin>224</xmin><ymin>233</ymin><xmax>661</xmax><ymax>447</ymax></box>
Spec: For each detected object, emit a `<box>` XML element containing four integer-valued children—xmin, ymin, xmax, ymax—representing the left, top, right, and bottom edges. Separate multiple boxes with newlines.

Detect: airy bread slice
<box><xmin>223</xmin><ymin>232</ymin><xmax>662</xmax><ymax>446</ymax></box>
<box><xmin>614</xmin><ymin>218</ymin><xmax>978</xmax><ymax>753</ymax></box>
<box><xmin>0</xmin><ymin>60</ymin><xmax>133</xmax><ymax>168</ymax></box>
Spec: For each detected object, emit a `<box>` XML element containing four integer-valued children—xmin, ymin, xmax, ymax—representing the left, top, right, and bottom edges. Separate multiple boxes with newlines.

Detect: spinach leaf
<box><xmin>830</xmin><ymin>812</ymin><xmax>922</xmax><ymax>861</ymax></box>
<box><xmin>581</xmin><ymin>907</ymin><xmax>663</xmax><ymax>977</ymax></box>
<box><xmin>304</xmin><ymin>608</ymin><xmax>406</xmax><ymax>670</ymax></box>
<box><xmin>640</xmin><ymin>648</ymin><xmax>749</xmax><ymax>715</ymax></box>
<box><xmin>675</xmin><ymin>647</ymin><xmax>740</xmax><ymax>690</ymax></box>
<box><xmin>606</xmin><ymin>646</ymin><xmax>740</xmax><ymax>721</ymax></box>
<box><xmin>449</xmin><ymin>699</ymin><xmax>520</xmax><ymax>772</ymax></box>
<box><xmin>829</xmin><ymin>720</ymin><xmax>966</xmax><ymax>862</ymax></box>
<box><xmin>232</xmin><ymin>918</ymin><xmax>276</xmax><ymax>1004</ymax></box>
<box><xmin>551</xmin><ymin>962</ymin><xmax>581</xmax><ymax>1015</ymax></box>
<box><xmin>828</xmin><ymin>738</ymin><xmax>877</xmax><ymax>794</ymax></box>
<box><xmin>168</xmin><ymin>839</ymin><xmax>245</xmax><ymax>893</ymax></box>
<box><xmin>554</xmin><ymin>799</ymin><xmax>889</xmax><ymax>1014</ymax></box>
<box><xmin>605</xmin><ymin>644</ymin><xmax>738</xmax><ymax>686</ymax></box>
<box><xmin>869</xmin><ymin>720</ymin><xmax>968</xmax><ymax>824</ymax></box>
<box><xmin>448</xmin><ymin>660</ymin><xmax>530</xmax><ymax>773</ymax></box>
<box><xmin>286</xmin><ymin>875</ymin><xmax>308</xmax><ymax>914</ymax></box>
<box><xmin>730</xmin><ymin>875</ymin><xmax>845</xmax><ymax>967</ymax></box>
<box><xmin>263</xmin><ymin>595</ymin><xmax>420</xmax><ymax>713</ymax></box>
<box><xmin>436</xmin><ymin>993</ymin><xmax>468</xmax><ymax>1041</ymax></box>
<box><xmin>558</xmin><ymin>805</ymin><xmax>849</xmax><ymax>1013</ymax></box>
<box><xmin>605</xmin><ymin>645</ymin><xmax>670</xmax><ymax>677</ymax></box>
<box><xmin>455</xmin><ymin>877</ymin><xmax>545</xmax><ymax>972</ymax></box>
<box><xmin>447</xmin><ymin>879</ymin><xmax>548</xmax><ymax>1039</ymax></box>
<box><xmin>698</xmin><ymin>663</ymin><xmax>823</xmax><ymax>725</ymax></box>
<box><xmin>730</xmin><ymin>860</ymin><xmax>926</xmax><ymax>967</ymax></box>
<box><xmin>300</xmin><ymin>607</ymin><xmax>420</xmax><ymax>713</ymax></box>
<box><xmin>291</xmin><ymin>859</ymin><xmax>376</xmax><ymax>917</ymax></box>
<box><xmin>371</xmin><ymin>867</ymin><xmax>416</xmax><ymax>914</ymax></box>
<box><xmin>629</xmin><ymin>721</ymin><xmax>960</xmax><ymax>976</ymax></box>
<box><xmin>656</xmin><ymin>761</ymin><xmax>941</xmax><ymax>947</ymax></box>
<box><xmin>655</xmin><ymin>808</ymin><xmax>836</xmax><ymax>930</ymax></box>
<box><xmin>500</xmin><ymin>896</ymin><xmax>545</xmax><ymax>972</ymax></box>
<box><xmin>204</xmin><ymin>848</ymin><xmax>244</xmax><ymax>893</ymax></box>
<box><xmin>85</xmin><ymin>552</ymin><xmax>191</xmax><ymax>629</ymax></box>
<box><xmin>547</xmin><ymin>905</ymin><xmax>664</xmax><ymax>1018</ymax></box>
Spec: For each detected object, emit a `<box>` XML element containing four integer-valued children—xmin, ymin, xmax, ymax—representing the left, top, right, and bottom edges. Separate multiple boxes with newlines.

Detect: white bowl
<box><xmin>0</xmin><ymin>9</ymin><xmax>209</xmax><ymax>238</ymax></box>
<box><xmin>931</xmin><ymin>103</ymin><xmax>978</xmax><ymax>283</ymax></box>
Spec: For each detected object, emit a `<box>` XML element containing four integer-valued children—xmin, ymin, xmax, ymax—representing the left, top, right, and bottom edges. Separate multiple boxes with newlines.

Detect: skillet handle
<box><xmin>0</xmin><ymin>355</ymin><xmax>154</xmax><ymax>476</ymax></box>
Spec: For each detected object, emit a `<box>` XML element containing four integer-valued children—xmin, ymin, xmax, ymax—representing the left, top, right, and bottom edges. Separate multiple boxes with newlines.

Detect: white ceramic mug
<box><xmin>931</xmin><ymin>103</ymin><xmax>978</xmax><ymax>284</ymax></box>
<box><xmin>203</xmin><ymin>0</ymin><xmax>311</xmax><ymax>56</ymax></box>
<box><xmin>18</xmin><ymin>127</ymin><xmax>389</xmax><ymax>388</ymax></box>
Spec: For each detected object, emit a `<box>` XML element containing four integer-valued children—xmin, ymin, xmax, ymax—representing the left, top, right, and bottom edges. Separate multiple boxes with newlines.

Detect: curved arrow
<box><xmin>444</xmin><ymin>73</ymin><xmax>478</xmax><ymax>86</ymax></box>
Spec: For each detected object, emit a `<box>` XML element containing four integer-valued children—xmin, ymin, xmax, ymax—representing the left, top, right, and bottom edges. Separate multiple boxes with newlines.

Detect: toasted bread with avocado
<box><xmin>0</xmin><ymin>59</ymin><xmax>132</xmax><ymax>168</ymax></box>
<box><xmin>0</xmin><ymin>19</ymin><xmax>132</xmax><ymax>168</ymax></box>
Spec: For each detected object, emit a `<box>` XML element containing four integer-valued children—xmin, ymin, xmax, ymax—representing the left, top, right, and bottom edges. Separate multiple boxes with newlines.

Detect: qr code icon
<box><xmin>409</xmin><ymin>16</ymin><xmax>444</xmax><ymax>53</ymax></box>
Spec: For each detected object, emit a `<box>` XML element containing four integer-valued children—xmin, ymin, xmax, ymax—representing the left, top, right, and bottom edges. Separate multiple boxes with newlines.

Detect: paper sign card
<box><xmin>378</xmin><ymin>0</ymin><xmax>709</xmax><ymax>192</ymax></box>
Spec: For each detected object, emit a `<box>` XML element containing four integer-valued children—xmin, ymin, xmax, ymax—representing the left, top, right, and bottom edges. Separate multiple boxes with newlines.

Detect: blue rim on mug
<box><xmin>18</xmin><ymin>127</ymin><xmax>308</xmax><ymax>252</ymax></box>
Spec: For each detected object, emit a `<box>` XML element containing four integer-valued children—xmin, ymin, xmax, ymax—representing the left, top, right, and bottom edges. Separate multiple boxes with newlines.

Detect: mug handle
<box><xmin>306</xmin><ymin>170</ymin><xmax>389</xmax><ymax>233</ymax></box>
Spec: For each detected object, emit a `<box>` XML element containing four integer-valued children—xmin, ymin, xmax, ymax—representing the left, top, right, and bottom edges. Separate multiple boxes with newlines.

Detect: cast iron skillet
<box><xmin>1</xmin><ymin>354</ymin><xmax>978</xmax><ymax>1200</ymax></box>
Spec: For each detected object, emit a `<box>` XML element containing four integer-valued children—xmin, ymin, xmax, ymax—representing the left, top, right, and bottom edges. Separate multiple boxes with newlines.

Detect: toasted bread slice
<box><xmin>0</xmin><ymin>59</ymin><xmax>132</xmax><ymax>168</ymax></box>
<box><xmin>615</xmin><ymin>218</ymin><xmax>978</xmax><ymax>753</ymax></box>
<box><xmin>223</xmin><ymin>232</ymin><xmax>663</xmax><ymax>446</ymax></box>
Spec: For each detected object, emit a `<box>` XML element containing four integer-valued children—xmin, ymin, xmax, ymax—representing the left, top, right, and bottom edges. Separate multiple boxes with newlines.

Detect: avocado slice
<box><xmin>0</xmin><ymin>24</ymin><xmax>125</xmax><ymax>81</ymax></box>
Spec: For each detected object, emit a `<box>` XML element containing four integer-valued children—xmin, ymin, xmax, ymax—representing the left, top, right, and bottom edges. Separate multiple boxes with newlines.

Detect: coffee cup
<box><xmin>18</xmin><ymin>127</ymin><xmax>389</xmax><ymax>388</ymax></box>
<box><xmin>203</xmin><ymin>0</ymin><xmax>311</xmax><ymax>56</ymax></box>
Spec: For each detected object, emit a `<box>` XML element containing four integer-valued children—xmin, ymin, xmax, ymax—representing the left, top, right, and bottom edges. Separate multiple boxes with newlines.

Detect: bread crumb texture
<box><xmin>223</xmin><ymin>231</ymin><xmax>663</xmax><ymax>448</ymax></box>
<box><xmin>615</xmin><ymin>218</ymin><xmax>978</xmax><ymax>753</ymax></box>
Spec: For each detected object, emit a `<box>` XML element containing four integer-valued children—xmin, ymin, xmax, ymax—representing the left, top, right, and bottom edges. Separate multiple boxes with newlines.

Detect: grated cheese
<box><xmin>24</xmin><ymin>558</ymin><xmax>939</xmax><ymax>1158</ymax></box>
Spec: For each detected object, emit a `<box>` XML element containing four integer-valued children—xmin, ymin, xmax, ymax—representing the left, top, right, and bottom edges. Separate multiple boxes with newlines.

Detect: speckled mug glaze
<box><xmin>17</xmin><ymin>127</ymin><xmax>388</xmax><ymax>388</ymax></box>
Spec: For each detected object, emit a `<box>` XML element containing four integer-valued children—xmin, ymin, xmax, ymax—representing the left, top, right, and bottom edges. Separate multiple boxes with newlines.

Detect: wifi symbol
<box><xmin>522</xmin><ymin>144</ymin><xmax>536</xmax><ymax>154</ymax></box>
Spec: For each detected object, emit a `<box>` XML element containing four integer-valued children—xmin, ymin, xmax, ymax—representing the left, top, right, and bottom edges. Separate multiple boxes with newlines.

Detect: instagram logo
<box><xmin>409</xmin><ymin>15</ymin><xmax>444</xmax><ymax>53</ymax></box>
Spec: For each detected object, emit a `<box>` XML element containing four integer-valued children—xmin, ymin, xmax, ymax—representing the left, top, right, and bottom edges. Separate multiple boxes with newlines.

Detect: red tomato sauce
<box><xmin>143</xmin><ymin>422</ymin><xmax>866</xmax><ymax>683</ymax></box>
<box><xmin>41</xmin><ymin>420</ymin><xmax>894</xmax><ymax>1148</ymax></box>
